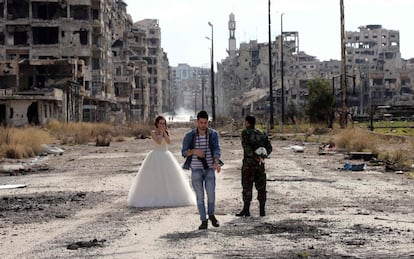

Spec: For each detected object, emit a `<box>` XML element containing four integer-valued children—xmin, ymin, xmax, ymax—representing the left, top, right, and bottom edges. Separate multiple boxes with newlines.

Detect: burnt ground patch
<box><xmin>218</xmin><ymin>219</ymin><xmax>366</xmax><ymax>259</ymax></box>
<box><xmin>162</xmin><ymin>231</ymin><xmax>208</xmax><ymax>240</ymax></box>
<box><xmin>354</xmin><ymin>195</ymin><xmax>414</xmax><ymax>214</ymax></box>
<box><xmin>267</xmin><ymin>176</ymin><xmax>336</xmax><ymax>184</ymax></box>
<box><xmin>160</xmin><ymin>218</ymin><xmax>329</xmax><ymax>243</ymax></box>
<box><xmin>339</xmin><ymin>223</ymin><xmax>414</xmax><ymax>247</ymax></box>
<box><xmin>223</xmin><ymin>219</ymin><xmax>330</xmax><ymax>239</ymax></box>
<box><xmin>160</xmin><ymin>219</ymin><xmax>352</xmax><ymax>258</ymax></box>
<box><xmin>24</xmin><ymin>201</ymin><xmax>131</xmax><ymax>257</ymax></box>
<box><xmin>222</xmin><ymin>249</ymin><xmax>357</xmax><ymax>259</ymax></box>
<box><xmin>0</xmin><ymin>191</ymin><xmax>108</xmax><ymax>225</ymax></box>
<box><xmin>66</xmin><ymin>238</ymin><xmax>107</xmax><ymax>250</ymax></box>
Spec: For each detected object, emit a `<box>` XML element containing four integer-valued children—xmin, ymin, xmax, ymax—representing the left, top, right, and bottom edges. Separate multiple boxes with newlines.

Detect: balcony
<box><xmin>114</xmin><ymin>75</ymin><xmax>130</xmax><ymax>83</ymax></box>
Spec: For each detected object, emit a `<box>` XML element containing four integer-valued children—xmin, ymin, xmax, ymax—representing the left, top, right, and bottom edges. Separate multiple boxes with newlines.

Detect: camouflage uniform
<box><xmin>241</xmin><ymin>127</ymin><xmax>267</xmax><ymax>203</ymax></box>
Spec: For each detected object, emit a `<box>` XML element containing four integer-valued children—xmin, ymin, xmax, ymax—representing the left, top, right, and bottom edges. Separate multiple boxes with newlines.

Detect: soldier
<box><xmin>236</xmin><ymin>115</ymin><xmax>271</xmax><ymax>217</ymax></box>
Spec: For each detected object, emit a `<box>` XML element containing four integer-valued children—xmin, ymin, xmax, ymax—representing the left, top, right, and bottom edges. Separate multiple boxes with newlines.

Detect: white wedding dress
<box><xmin>127</xmin><ymin>139</ymin><xmax>196</xmax><ymax>208</ymax></box>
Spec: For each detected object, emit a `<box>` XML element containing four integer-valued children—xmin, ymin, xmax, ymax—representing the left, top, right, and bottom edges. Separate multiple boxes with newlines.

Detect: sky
<box><xmin>124</xmin><ymin>0</ymin><xmax>414</xmax><ymax>68</ymax></box>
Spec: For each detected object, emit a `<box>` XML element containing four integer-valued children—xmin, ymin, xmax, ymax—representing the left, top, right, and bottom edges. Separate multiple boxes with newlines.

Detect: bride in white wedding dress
<box><xmin>127</xmin><ymin>115</ymin><xmax>196</xmax><ymax>208</ymax></box>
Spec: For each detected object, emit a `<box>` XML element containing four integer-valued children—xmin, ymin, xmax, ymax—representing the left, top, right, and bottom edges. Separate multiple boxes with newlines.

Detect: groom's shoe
<box><xmin>198</xmin><ymin>220</ymin><xmax>208</xmax><ymax>230</ymax></box>
<box><xmin>209</xmin><ymin>215</ymin><xmax>220</xmax><ymax>227</ymax></box>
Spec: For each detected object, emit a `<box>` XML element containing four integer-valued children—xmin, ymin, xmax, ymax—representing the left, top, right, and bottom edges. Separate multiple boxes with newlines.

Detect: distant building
<box><xmin>345</xmin><ymin>25</ymin><xmax>410</xmax><ymax>115</ymax></box>
<box><xmin>171</xmin><ymin>64</ymin><xmax>210</xmax><ymax>115</ymax></box>
<box><xmin>216</xmin><ymin>17</ymin><xmax>414</xmax><ymax>122</ymax></box>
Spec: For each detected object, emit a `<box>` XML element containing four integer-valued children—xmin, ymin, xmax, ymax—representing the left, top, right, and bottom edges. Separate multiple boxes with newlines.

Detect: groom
<box><xmin>182</xmin><ymin>110</ymin><xmax>223</xmax><ymax>230</ymax></box>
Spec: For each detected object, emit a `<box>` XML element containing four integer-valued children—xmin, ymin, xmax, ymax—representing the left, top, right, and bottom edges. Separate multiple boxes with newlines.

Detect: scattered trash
<box><xmin>96</xmin><ymin>135</ymin><xmax>111</xmax><ymax>146</ymax></box>
<box><xmin>348</xmin><ymin>151</ymin><xmax>377</xmax><ymax>161</ymax></box>
<box><xmin>67</xmin><ymin>239</ymin><xmax>106</xmax><ymax>250</ymax></box>
<box><xmin>288</xmin><ymin>145</ymin><xmax>305</xmax><ymax>153</ymax></box>
<box><xmin>318</xmin><ymin>141</ymin><xmax>336</xmax><ymax>155</ymax></box>
<box><xmin>40</xmin><ymin>144</ymin><xmax>64</xmax><ymax>155</ymax></box>
<box><xmin>0</xmin><ymin>184</ymin><xmax>27</xmax><ymax>190</ymax></box>
<box><xmin>1</xmin><ymin>164</ymin><xmax>25</xmax><ymax>173</ymax></box>
<box><xmin>320</xmin><ymin>141</ymin><xmax>336</xmax><ymax>151</ymax></box>
<box><xmin>1</xmin><ymin>161</ymin><xmax>49</xmax><ymax>175</ymax></box>
<box><xmin>344</xmin><ymin>162</ymin><xmax>365</xmax><ymax>171</ymax></box>
<box><xmin>385</xmin><ymin>162</ymin><xmax>411</xmax><ymax>172</ymax></box>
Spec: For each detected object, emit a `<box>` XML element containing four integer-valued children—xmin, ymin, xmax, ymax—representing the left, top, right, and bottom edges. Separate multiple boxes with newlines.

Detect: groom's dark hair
<box><xmin>197</xmin><ymin>110</ymin><xmax>209</xmax><ymax>120</ymax></box>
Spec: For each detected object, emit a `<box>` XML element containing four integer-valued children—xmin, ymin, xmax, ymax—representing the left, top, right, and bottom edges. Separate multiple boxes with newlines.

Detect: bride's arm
<box><xmin>159</xmin><ymin>123</ymin><xmax>171</xmax><ymax>144</ymax></box>
<box><xmin>163</xmin><ymin>131</ymin><xmax>171</xmax><ymax>144</ymax></box>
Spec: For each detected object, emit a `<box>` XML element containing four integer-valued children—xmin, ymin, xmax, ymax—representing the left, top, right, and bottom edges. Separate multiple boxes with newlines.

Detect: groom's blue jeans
<box><xmin>191</xmin><ymin>168</ymin><xmax>216</xmax><ymax>221</ymax></box>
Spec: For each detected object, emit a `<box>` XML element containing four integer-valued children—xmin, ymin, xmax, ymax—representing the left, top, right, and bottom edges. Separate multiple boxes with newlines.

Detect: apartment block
<box><xmin>216</xmin><ymin>15</ymin><xmax>413</xmax><ymax>121</ymax></box>
<box><xmin>0</xmin><ymin>1</ymin><xmax>170</xmax><ymax>126</ymax></box>
<box><xmin>128</xmin><ymin>26</ymin><xmax>150</xmax><ymax>122</ymax></box>
<box><xmin>345</xmin><ymin>25</ymin><xmax>413</xmax><ymax>116</ymax></box>
<box><xmin>134</xmin><ymin>19</ymin><xmax>166</xmax><ymax>119</ymax></box>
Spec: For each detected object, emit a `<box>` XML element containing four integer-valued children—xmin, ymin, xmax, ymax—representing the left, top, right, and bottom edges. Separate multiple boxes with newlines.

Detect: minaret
<box><xmin>228</xmin><ymin>13</ymin><xmax>236</xmax><ymax>57</ymax></box>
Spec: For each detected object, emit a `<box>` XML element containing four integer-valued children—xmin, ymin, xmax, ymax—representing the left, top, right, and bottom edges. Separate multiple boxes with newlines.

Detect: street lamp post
<box><xmin>365</xmin><ymin>59</ymin><xmax>374</xmax><ymax>131</ymax></box>
<box><xmin>208</xmin><ymin>22</ymin><xmax>216</xmax><ymax>124</ymax></box>
<box><xmin>280</xmin><ymin>13</ymin><xmax>285</xmax><ymax>125</ymax></box>
<box><xmin>194</xmin><ymin>92</ymin><xmax>197</xmax><ymax>115</ymax></box>
<box><xmin>201</xmin><ymin>73</ymin><xmax>205</xmax><ymax>110</ymax></box>
<box><xmin>339</xmin><ymin>0</ymin><xmax>348</xmax><ymax>128</ymax></box>
<box><xmin>268</xmin><ymin>0</ymin><xmax>274</xmax><ymax>129</ymax></box>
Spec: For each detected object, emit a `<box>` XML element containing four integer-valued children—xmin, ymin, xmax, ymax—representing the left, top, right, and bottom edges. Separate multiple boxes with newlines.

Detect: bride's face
<box><xmin>157</xmin><ymin>119</ymin><xmax>166</xmax><ymax>129</ymax></box>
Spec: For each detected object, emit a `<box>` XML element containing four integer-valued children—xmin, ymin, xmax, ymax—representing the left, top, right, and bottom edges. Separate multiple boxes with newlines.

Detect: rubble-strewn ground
<box><xmin>1</xmin><ymin>127</ymin><xmax>414</xmax><ymax>258</ymax></box>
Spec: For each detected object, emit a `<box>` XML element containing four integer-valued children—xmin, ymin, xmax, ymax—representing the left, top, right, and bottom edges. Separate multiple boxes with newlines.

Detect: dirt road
<box><xmin>1</xmin><ymin>127</ymin><xmax>414</xmax><ymax>258</ymax></box>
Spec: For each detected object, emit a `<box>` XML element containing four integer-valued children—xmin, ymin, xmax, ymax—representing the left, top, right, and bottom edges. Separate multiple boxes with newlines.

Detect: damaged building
<box><xmin>216</xmin><ymin>14</ymin><xmax>414</xmax><ymax>122</ymax></box>
<box><xmin>133</xmin><ymin>19</ymin><xmax>170</xmax><ymax>119</ymax></box>
<box><xmin>0</xmin><ymin>0</ymin><xmax>171</xmax><ymax>126</ymax></box>
<box><xmin>345</xmin><ymin>25</ymin><xmax>413</xmax><ymax>116</ymax></box>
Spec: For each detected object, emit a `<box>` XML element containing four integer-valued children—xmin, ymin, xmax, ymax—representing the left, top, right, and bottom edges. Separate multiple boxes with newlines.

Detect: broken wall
<box><xmin>1</xmin><ymin>99</ymin><xmax>36</xmax><ymax>126</ymax></box>
<box><xmin>0</xmin><ymin>88</ymin><xmax>64</xmax><ymax>126</ymax></box>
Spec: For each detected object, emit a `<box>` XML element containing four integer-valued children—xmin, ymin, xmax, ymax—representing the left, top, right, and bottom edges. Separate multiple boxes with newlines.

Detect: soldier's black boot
<box><xmin>236</xmin><ymin>201</ymin><xmax>251</xmax><ymax>217</ymax></box>
<box><xmin>259</xmin><ymin>201</ymin><xmax>266</xmax><ymax>216</ymax></box>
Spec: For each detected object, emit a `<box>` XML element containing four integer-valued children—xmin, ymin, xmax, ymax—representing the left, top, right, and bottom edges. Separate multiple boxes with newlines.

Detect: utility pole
<box><xmin>66</xmin><ymin>81</ymin><xmax>70</xmax><ymax>122</ymax></box>
<box><xmin>208</xmin><ymin>22</ymin><xmax>216</xmax><ymax>125</ymax></box>
<box><xmin>201</xmin><ymin>75</ymin><xmax>205</xmax><ymax>110</ymax></box>
<box><xmin>268</xmin><ymin>0</ymin><xmax>274</xmax><ymax>129</ymax></box>
<box><xmin>280</xmin><ymin>13</ymin><xmax>285</xmax><ymax>124</ymax></box>
<box><xmin>340</xmin><ymin>0</ymin><xmax>348</xmax><ymax>128</ymax></box>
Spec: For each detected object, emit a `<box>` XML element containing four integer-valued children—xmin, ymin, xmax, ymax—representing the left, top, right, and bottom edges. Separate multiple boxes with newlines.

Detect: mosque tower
<box><xmin>228</xmin><ymin>13</ymin><xmax>237</xmax><ymax>57</ymax></box>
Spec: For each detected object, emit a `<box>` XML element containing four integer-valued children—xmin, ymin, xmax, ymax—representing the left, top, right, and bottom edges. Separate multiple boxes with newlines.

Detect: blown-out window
<box><xmin>33</xmin><ymin>27</ymin><xmax>59</xmax><ymax>44</ymax></box>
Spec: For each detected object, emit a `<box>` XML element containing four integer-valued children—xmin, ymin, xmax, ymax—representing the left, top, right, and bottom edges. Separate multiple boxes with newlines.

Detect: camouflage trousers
<box><xmin>241</xmin><ymin>158</ymin><xmax>267</xmax><ymax>202</ymax></box>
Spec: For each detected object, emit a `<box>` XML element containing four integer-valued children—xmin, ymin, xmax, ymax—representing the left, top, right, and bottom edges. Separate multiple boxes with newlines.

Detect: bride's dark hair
<box><xmin>154</xmin><ymin>115</ymin><xmax>169</xmax><ymax>136</ymax></box>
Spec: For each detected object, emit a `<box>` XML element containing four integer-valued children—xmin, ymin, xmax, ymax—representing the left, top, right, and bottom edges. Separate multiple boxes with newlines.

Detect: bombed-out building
<box><xmin>345</xmin><ymin>25</ymin><xmax>414</xmax><ymax>116</ymax></box>
<box><xmin>217</xmin><ymin>40</ymin><xmax>270</xmax><ymax>121</ymax></box>
<box><xmin>133</xmin><ymin>19</ymin><xmax>169</xmax><ymax>119</ymax></box>
<box><xmin>216</xmin><ymin>15</ymin><xmax>413</xmax><ymax>122</ymax></box>
<box><xmin>0</xmin><ymin>0</ymin><xmax>170</xmax><ymax>126</ymax></box>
